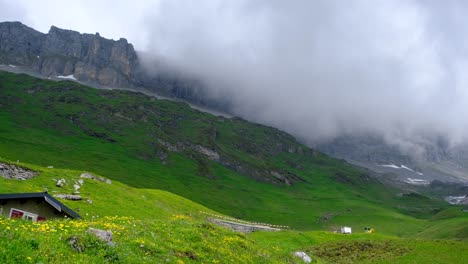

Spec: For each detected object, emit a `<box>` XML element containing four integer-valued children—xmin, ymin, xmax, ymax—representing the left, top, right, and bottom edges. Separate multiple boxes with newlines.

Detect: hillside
<box><xmin>0</xmin><ymin>71</ymin><xmax>466</xmax><ymax>237</ymax></box>
<box><xmin>0</xmin><ymin>71</ymin><xmax>467</xmax><ymax>263</ymax></box>
<box><xmin>0</xmin><ymin>159</ymin><xmax>289</xmax><ymax>263</ymax></box>
<box><xmin>1</xmin><ymin>160</ymin><xmax>467</xmax><ymax>263</ymax></box>
<box><xmin>3</xmin><ymin>21</ymin><xmax>467</xmax><ymax>191</ymax></box>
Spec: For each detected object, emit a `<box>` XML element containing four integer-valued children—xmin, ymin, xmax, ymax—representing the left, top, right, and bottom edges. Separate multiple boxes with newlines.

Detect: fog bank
<box><xmin>4</xmin><ymin>0</ymin><xmax>468</xmax><ymax>154</ymax></box>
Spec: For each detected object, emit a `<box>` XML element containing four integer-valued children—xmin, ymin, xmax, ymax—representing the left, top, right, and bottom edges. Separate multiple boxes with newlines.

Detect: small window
<box><xmin>24</xmin><ymin>214</ymin><xmax>35</xmax><ymax>221</ymax></box>
<box><xmin>9</xmin><ymin>208</ymin><xmax>38</xmax><ymax>221</ymax></box>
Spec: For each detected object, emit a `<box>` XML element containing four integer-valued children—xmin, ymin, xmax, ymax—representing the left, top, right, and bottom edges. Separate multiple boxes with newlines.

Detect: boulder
<box><xmin>55</xmin><ymin>194</ymin><xmax>82</xmax><ymax>200</ymax></box>
<box><xmin>293</xmin><ymin>252</ymin><xmax>312</xmax><ymax>263</ymax></box>
<box><xmin>56</xmin><ymin>178</ymin><xmax>66</xmax><ymax>187</ymax></box>
<box><xmin>87</xmin><ymin>228</ymin><xmax>113</xmax><ymax>244</ymax></box>
<box><xmin>80</xmin><ymin>172</ymin><xmax>95</xmax><ymax>179</ymax></box>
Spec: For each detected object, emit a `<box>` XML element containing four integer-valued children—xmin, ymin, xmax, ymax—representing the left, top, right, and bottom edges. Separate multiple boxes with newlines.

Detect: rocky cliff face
<box><xmin>0</xmin><ymin>21</ymin><xmax>138</xmax><ymax>87</ymax></box>
<box><xmin>0</xmin><ymin>21</ymin><xmax>224</xmax><ymax>110</ymax></box>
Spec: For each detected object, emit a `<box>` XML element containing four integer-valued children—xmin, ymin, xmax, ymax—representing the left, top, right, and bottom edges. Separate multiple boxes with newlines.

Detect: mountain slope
<box><xmin>1</xmin><ymin>160</ymin><xmax>467</xmax><ymax>263</ymax></box>
<box><xmin>0</xmin><ymin>160</ymin><xmax>293</xmax><ymax>263</ymax></box>
<box><xmin>315</xmin><ymin>134</ymin><xmax>468</xmax><ymax>200</ymax></box>
<box><xmin>0</xmin><ymin>71</ymin><xmax>460</xmax><ymax>234</ymax></box>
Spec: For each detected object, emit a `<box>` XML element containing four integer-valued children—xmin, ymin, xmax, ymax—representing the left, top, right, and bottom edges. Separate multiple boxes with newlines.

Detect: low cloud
<box><xmin>5</xmin><ymin>1</ymin><xmax>468</xmax><ymax>154</ymax></box>
<box><xmin>141</xmin><ymin>1</ymin><xmax>468</xmax><ymax>152</ymax></box>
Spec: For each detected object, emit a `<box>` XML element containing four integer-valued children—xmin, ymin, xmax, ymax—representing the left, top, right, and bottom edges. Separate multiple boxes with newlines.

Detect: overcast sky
<box><xmin>2</xmin><ymin>0</ymin><xmax>468</xmax><ymax>153</ymax></box>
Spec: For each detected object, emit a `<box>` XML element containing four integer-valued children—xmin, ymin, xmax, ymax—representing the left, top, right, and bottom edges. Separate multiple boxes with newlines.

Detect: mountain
<box><xmin>1</xmin><ymin>21</ymin><xmax>468</xmax><ymax>263</ymax></box>
<box><xmin>0</xmin><ymin>21</ymin><xmax>213</xmax><ymax>106</ymax></box>
<box><xmin>4</xmin><ymin>21</ymin><xmax>468</xmax><ymax>189</ymax></box>
<box><xmin>0</xmin><ymin>71</ymin><xmax>467</xmax><ymax>263</ymax></box>
<box><xmin>1</xmin><ymin>70</ymin><xmax>463</xmax><ymax>232</ymax></box>
<box><xmin>315</xmin><ymin>134</ymin><xmax>468</xmax><ymax>188</ymax></box>
<box><xmin>0</xmin><ymin>21</ymin><xmax>138</xmax><ymax>87</ymax></box>
<box><xmin>2</xmin><ymin>21</ymin><xmax>466</xmax><ymax>198</ymax></box>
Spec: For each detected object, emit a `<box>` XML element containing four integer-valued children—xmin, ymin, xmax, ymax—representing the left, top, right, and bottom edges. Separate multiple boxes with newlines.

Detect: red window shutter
<box><xmin>37</xmin><ymin>216</ymin><xmax>46</xmax><ymax>221</ymax></box>
<box><xmin>10</xmin><ymin>209</ymin><xmax>24</xmax><ymax>218</ymax></box>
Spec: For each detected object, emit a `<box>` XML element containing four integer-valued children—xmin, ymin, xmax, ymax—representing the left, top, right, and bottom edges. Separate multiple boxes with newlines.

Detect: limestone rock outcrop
<box><xmin>0</xmin><ymin>21</ymin><xmax>138</xmax><ymax>88</ymax></box>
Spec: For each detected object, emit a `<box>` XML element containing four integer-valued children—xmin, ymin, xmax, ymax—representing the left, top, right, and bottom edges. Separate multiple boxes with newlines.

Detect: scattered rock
<box><xmin>157</xmin><ymin>150</ymin><xmax>169</xmax><ymax>164</ymax></box>
<box><xmin>80</xmin><ymin>173</ymin><xmax>95</xmax><ymax>179</ymax></box>
<box><xmin>80</xmin><ymin>172</ymin><xmax>110</xmax><ymax>183</ymax></box>
<box><xmin>73</xmin><ymin>183</ymin><xmax>81</xmax><ymax>194</ymax></box>
<box><xmin>55</xmin><ymin>194</ymin><xmax>82</xmax><ymax>200</ymax></box>
<box><xmin>0</xmin><ymin>162</ymin><xmax>38</xmax><ymax>180</ymax></box>
<box><xmin>56</xmin><ymin>178</ymin><xmax>66</xmax><ymax>187</ymax></box>
<box><xmin>270</xmin><ymin>171</ymin><xmax>291</xmax><ymax>186</ymax></box>
<box><xmin>47</xmin><ymin>166</ymin><xmax>54</xmax><ymax>168</ymax></box>
<box><xmin>195</xmin><ymin>145</ymin><xmax>220</xmax><ymax>160</ymax></box>
<box><xmin>294</xmin><ymin>252</ymin><xmax>312</xmax><ymax>263</ymax></box>
<box><xmin>87</xmin><ymin>228</ymin><xmax>113</xmax><ymax>244</ymax></box>
<box><xmin>86</xmin><ymin>198</ymin><xmax>93</xmax><ymax>204</ymax></box>
<box><xmin>68</xmin><ymin>236</ymin><xmax>83</xmax><ymax>252</ymax></box>
<box><xmin>158</xmin><ymin>139</ymin><xmax>182</xmax><ymax>152</ymax></box>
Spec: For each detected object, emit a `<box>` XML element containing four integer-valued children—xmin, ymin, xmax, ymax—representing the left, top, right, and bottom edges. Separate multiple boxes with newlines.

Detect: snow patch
<box><xmin>381</xmin><ymin>164</ymin><xmax>400</xmax><ymax>169</ymax></box>
<box><xmin>401</xmin><ymin>165</ymin><xmax>414</xmax><ymax>172</ymax></box>
<box><xmin>57</xmin><ymin>74</ymin><xmax>77</xmax><ymax>81</ymax></box>
<box><xmin>405</xmin><ymin>178</ymin><xmax>430</xmax><ymax>185</ymax></box>
<box><xmin>444</xmin><ymin>195</ymin><xmax>468</xmax><ymax>205</ymax></box>
<box><xmin>380</xmin><ymin>164</ymin><xmax>423</xmax><ymax>175</ymax></box>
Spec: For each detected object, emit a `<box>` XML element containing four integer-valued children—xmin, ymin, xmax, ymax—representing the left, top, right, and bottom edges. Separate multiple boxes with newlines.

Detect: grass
<box><xmin>0</xmin><ymin>214</ymin><xmax>289</xmax><ymax>263</ymax></box>
<box><xmin>0</xmin><ymin>71</ymin><xmax>465</xmax><ymax>236</ymax></box>
<box><xmin>0</xmin><ymin>71</ymin><xmax>468</xmax><ymax>262</ymax></box>
<box><xmin>0</xmin><ymin>161</ymin><xmax>290</xmax><ymax>263</ymax></box>
<box><xmin>0</xmin><ymin>161</ymin><xmax>467</xmax><ymax>263</ymax></box>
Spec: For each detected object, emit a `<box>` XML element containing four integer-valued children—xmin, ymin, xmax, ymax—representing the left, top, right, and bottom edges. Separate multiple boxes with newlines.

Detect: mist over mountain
<box><xmin>3</xmin><ymin>0</ymin><xmax>468</xmax><ymax>161</ymax></box>
<box><xmin>139</xmin><ymin>1</ymin><xmax>468</xmax><ymax>152</ymax></box>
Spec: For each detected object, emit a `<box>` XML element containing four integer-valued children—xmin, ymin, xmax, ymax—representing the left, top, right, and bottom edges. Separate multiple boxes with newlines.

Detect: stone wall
<box><xmin>208</xmin><ymin>218</ymin><xmax>281</xmax><ymax>233</ymax></box>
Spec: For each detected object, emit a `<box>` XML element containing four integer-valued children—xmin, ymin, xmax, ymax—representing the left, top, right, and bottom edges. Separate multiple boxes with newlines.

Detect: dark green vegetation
<box><xmin>0</xmin><ymin>71</ymin><xmax>466</xmax><ymax>236</ymax></box>
<box><xmin>251</xmin><ymin>231</ymin><xmax>468</xmax><ymax>264</ymax></box>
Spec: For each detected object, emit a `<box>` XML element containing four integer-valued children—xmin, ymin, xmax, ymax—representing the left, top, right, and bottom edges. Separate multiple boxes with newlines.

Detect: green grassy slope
<box><xmin>0</xmin><ymin>71</ymin><xmax>464</xmax><ymax>236</ymax></box>
<box><xmin>0</xmin><ymin>161</ymin><xmax>466</xmax><ymax>263</ymax></box>
<box><xmin>0</xmin><ymin>161</ymin><xmax>290</xmax><ymax>263</ymax></box>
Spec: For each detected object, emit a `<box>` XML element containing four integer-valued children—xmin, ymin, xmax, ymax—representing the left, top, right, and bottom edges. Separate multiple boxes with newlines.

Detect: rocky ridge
<box><xmin>0</xmin><ymin>21</ymin><xmax>223</xmax><ymax>110</ymax></box>
<box><xmin>0</xmin><ymin>21</ymin><xmax>138</xmax><ymax>88</ymax></box>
